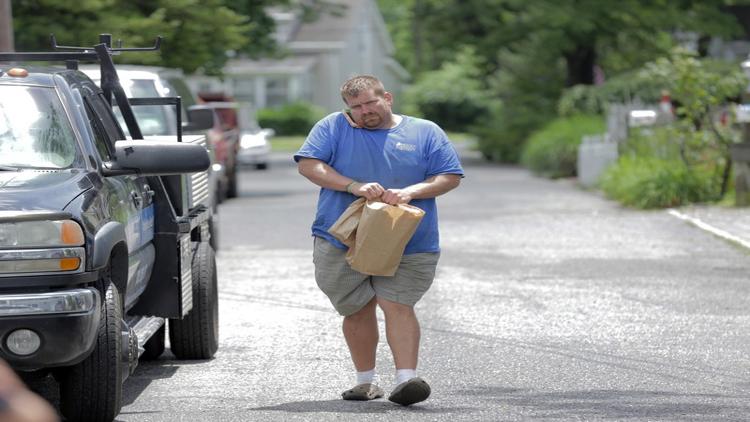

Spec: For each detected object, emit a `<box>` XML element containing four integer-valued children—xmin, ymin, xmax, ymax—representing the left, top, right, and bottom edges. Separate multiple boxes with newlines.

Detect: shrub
<box><xmin>639</xmin><ymin>51</ymin><xmax>745</xmax><ymax>197</ymax></box>
<box><xmin>469</xmin><ymin>47</ymin><xmax>565</xmax><ymax>163</ymax></box>
<box><xmin>558</xmin><ymin>55</ymin><xmax>746</xmax><ymax>118</ymax></box>
<box><xmin>600</xmin><ymin>156</ymin><xmax>717</xmax><ymax>209</ymax></box>
<box><xmin>257</xmin><ymin>101</ymin><xmax>325</xmax><ymax>136</ymax></box>
<box><xmin>471</xmin><ymin>119</ymin><xmax>528</xmax><ymax>163</ymax></box>
<box><xmin>403</xmin><ymin>47</ymin><xmax>491</xmax><ymax>132</ymax></box>
<box><xmin>558</xmin><ymin>69</ymin><xmax>664</xmax><ymax>116</ymax></box>
<box><xmin>520</xmin><ymin>114</ymin><xmax>605</xmax><ymax>178</ymax></box>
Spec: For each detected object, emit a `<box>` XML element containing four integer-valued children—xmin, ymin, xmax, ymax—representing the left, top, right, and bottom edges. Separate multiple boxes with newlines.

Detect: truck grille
<box><xmin>189</xmin><ymin>170</ymin><xmax>209</xmax><ymax>208</ymax></box>
<box><xmin>180</xmin><ymin>234</ymin><xmax>193</xmax><ymax>316</ymax></box>
<box><xmin>185</xmin><ymin>136</ymin><xmax>210</xmax><ymax>209</ymax></box>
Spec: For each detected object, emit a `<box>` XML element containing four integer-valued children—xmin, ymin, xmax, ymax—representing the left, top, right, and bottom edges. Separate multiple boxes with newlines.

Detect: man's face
<box><xmin>344</xmin><ymin>89</ymin><xmax>393</xmax><ymax>129</ymax></box>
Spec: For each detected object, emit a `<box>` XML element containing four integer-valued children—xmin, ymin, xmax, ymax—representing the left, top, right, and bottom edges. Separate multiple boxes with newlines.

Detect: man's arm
<box><xmin>297</xmin><ymin>158</ymin><xmax>461</xmax><ymax>204</ymax></box>
<box><xmin>380</xmin><ymin>174</ymin><xmax>461</xmax><ymax>205</ymax></box>
<box><xmin>297</xmin><ymin>158</ymin><xmax>385</xmax><ymax>200</ymax></box>
<box><xmin>0</xmin><ymin>360</ymin><xmax>59</xmax><ymax>422</ymax></box>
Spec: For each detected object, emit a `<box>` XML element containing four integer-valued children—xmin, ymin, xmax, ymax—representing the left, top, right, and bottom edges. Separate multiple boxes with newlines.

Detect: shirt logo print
<box><xmin>395</xmin><ymin>142</ymin><xmax>416</xmax><ymax>152</ymax></box>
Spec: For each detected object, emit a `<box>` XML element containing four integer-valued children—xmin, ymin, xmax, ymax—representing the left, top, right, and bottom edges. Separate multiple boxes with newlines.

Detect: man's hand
<box><xmin>380</xmin><ymin>188</ymin><xmax>413</xmax><ymax>205</ymax></box>
<box><xmin>351</xmin><ymin>182</ymin><xmax>385</xmax><ymax>201</ymax></box>
<box><xmin>0</xmin><ymin>360</ymin><xmax>59</xmax><ymax>422</ymax></box>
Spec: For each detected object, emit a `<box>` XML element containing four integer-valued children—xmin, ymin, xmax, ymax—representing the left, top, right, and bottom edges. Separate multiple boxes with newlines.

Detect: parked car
<box><xmin>197</xmin><ymin>95</ymin><xmax>241</xmax><ymax>199</ymax></box>
<box><xmin>80</xmin><ymin>65</ymin><xmax>222</xmax><ymax>249</ymax></box>
<box><xmin>81</xmin><ymin>66</ymin><xmax>177</xmax><ymax>135</ymax></box>
<box><xmin>238</xmin><ymin>128</ymin><xmax>273</xmax><ymax>169</ymax></box>
<box><xmin>237</xmin><ymin>102</ymin><xmax>272</xmax><ymax>170</ymax></box>
<box><xmin>0</xmin><ymin>36</ymin><xmax>219</xmax><ymax>422</ymax></box>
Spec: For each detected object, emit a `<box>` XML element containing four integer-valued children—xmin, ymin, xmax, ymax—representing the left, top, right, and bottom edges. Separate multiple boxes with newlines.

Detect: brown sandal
<box><xmin>341</xmin><ymin>383</ymin><xmax>384</xmax><ymax>401</ymax></box>
<box><xmin>388</xmin><ymin>377</ymin><xmax>431</xmax><ymax>406</ymax></box>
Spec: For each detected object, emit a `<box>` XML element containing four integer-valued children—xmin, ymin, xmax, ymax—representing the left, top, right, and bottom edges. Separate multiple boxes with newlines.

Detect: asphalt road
<box><xmin>115</xmin><ymin>150</ymin><xmax>750</xmax><ymax>421</ymax></box>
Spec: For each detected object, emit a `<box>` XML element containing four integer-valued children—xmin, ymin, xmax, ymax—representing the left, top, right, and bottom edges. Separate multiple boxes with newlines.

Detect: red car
<box><xmin>198</xmin><ymin>94</ymin><xmax>241</xmax><ymax>199</ymax></box>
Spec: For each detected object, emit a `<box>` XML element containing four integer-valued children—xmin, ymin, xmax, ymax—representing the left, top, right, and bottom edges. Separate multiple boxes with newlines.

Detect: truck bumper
<box><xmin>0</xmin><ymin>288</ymin><xmax>101</xmax><ymax>370</ymax></box>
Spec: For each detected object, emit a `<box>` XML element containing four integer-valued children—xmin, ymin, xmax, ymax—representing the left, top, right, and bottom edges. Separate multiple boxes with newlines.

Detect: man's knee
<box><xmin>376</xmin><ymin>296</ymin><xmax>415</xmax><ymax>317</ymax></box>
<box><xmin>344</xmin><ymin>297</ymin><xmax>377</xmax><ymax>320</ymax></box>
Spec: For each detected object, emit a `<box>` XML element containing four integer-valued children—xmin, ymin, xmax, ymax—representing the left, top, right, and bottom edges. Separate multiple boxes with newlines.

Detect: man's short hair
<box><xmin>340</xmin><ymin>75</ymin><xmax>385</xmax><ymax>103</ymax></box>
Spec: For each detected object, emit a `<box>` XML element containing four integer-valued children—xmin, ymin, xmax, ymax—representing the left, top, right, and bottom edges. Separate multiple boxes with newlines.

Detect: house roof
<box><xmin>226</xmin><ymin>0</ymin><xmax>406</xmax><ymax>79</ymax></box>
<box><xmin>287</xmin><ymin>0</ymin><xmax>395</xmax><ymax>54</ymax></box>
<box><xmin>289</xmin><ymin>0</ymin><xmax>359</xmax><ymax>44</ymax></box>
<box><xmin>226</xmin><ymin>56</ymin><xmax>317</xmax><ymax>75</ymax></box>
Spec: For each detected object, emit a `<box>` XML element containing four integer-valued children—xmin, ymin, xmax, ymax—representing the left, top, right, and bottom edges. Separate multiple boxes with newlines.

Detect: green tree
<box><xmin>378</xmin><ymin>0</ymin><xmax>747</xmax><ymax>161</ymax></box>
<box><xmin>12</xmin><ymin>0</ymin><xmax>335</xmax><ymax>74</ymax></box>
<box><xmin>402</xmin><ymin>47</ymin><xmax>492</xmax><ymax>131</ymax></box>
<box><xmin>642</xmin><ymin>50</ymin><xmax>747</xmax><ymax>196</ymax></box>
<box><xmin>381</xmin><ymin>0</ymin><xmax>742</xmax><ymax>83</ymax></box>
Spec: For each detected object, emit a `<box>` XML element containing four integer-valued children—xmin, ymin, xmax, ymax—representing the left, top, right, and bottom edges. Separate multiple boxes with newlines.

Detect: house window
<box><xmin>233</xmin><ymin>78</ymin><xmax>255</xmax><ymax>103</ymax></box>
<box><xmin>298</xmin><ymin>74</ymin><xmax>313</xmax><ymax>103</ymax></box>
<box><xmin>266</xmin><ymin>77</ymin><xmax>288</xmax><ymax>107</ymax></box>
<box><xmin>198</xmin><ymin>82</ymin><xmax>214</xmax><ymax>94</ymax></box>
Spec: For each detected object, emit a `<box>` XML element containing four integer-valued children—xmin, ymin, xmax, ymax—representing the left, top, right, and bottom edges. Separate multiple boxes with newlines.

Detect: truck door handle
<box><xmin>143</xmin><ymin>184</ymin><xmax>155</xmax><ymax>200</ymax></box>
<box><xmin>130</xmin><ymin>191</ymin><xmax>142</xmax><ymax>208</ymax></box>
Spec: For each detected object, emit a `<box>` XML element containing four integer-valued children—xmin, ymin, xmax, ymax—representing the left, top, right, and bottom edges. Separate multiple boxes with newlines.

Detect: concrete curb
<box><xmin>667</xmin><ymin>209</ymin><xmax>750</xmax><ymax>251</ymax></box>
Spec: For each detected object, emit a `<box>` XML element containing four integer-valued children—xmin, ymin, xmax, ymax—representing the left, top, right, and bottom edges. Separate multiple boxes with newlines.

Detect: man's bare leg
<box><xmin>377</xmin><ymin>296</ymin><xmax>431</xmax><ymax>406</ymax></box>
<box><xmin>342</xmin><ymin>297</ymin><xmax>378</xmax><ymax>371</ymax></box>
<box><xmin>376</xmin><ymin>297</ymin><xmax>419</xmax><ymax>369</ymax></box>
<box><xmin>341</xmin><ymin>297</ymin><xmax>384</xmax><ymax>400</ymax></box>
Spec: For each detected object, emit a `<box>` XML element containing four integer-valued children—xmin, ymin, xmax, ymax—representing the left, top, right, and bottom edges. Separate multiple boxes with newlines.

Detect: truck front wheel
<box><xmin>169</xmin><ymin>242</ymin><xmax>219</xmax><ymax>359</ymax></box>
<box><xmin>59</xmin><ymin>279</ymin><xmax>123</xmax><ymax>421</ymax></box>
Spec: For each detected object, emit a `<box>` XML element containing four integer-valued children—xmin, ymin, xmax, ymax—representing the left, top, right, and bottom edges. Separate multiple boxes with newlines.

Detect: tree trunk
<box><xmin>564</xmin><ymin>45</ymin><xmax>596</xmax><ymax>87</ymax></box>
<box><xmin>721</xmin><ymin>158</ymin><xmax>732</xmax><ymax>198</ymax></box>
<box><xmin>0</xmin><ymin>0</ymin><xmax>13</xmax><ymax>52</ymax></box>
<box><xmin>412</xmin><ymin>0</ymin><xmax>423</xmax><ymax>73</ymax></box>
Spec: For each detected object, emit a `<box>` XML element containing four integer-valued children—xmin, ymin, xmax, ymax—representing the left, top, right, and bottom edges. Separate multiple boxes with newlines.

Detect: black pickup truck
<box><xmin>0</xmin><ymin>35</ymin><xmax>219</xmax><ymax>421</ymax></box>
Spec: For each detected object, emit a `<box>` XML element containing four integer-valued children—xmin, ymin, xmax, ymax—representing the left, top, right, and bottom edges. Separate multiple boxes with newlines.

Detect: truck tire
<box><xmin>209</xmin><ymin>215</ymin><xmax>219</xmax><ymax>252</ymax></box>
<box><xmin>140</xmin><ymin>324</ymin><xmax>165</xmax><ymax>361</ymax></box>
<box><xmin>169</xmin><ymin>242</ymin><xmax>219</xmax><ymax>359</ymax></box>
<box><xmin>59</xmin><ymin>280</ymin><xmax>123</xmax><ymax>422</ymax></box>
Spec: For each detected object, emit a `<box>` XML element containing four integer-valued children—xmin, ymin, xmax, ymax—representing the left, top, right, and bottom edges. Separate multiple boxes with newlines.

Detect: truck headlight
<box><xmin>0</xmin><ymin>220</ymin><xmax>84</xmax><ymax>248</ymax></box>
<box><xmin>0</xmin><ymin>220</ymin><xmax>85</xmax><ymax>274</ymax></box>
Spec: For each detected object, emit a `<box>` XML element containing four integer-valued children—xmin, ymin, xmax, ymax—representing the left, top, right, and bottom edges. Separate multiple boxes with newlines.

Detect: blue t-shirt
<box><xmin>294</xmin><ymin>112</ymin><xmax>464</xmax><ymax>254</ymax></box>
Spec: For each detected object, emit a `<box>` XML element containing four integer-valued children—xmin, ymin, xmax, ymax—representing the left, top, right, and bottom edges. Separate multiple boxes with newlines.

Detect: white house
<box><xmin>188</xmin><ymin>0</ymin><xmax>410</xmax><ymax>113</ymax></box>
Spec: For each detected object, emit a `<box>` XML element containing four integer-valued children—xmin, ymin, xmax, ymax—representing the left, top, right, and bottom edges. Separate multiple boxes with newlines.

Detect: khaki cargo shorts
<box><xmin>313</xmin><ymin>237</ymin><xmax>440</xmax><ymax>316</ymax></box>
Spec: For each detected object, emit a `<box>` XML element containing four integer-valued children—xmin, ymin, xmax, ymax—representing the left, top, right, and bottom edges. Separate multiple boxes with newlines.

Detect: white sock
<box><xmin>356</xmin><ymin>369</ymin><xmax>377</xmax><ymax>385</ymax></box>
<box><xmin>396</xmin><ymin>368</ymin><xmax>417</xmax><ymax>385</ymax></box>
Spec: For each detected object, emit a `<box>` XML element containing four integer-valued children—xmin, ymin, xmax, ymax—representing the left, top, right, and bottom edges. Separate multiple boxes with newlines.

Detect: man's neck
<box><xmin>389</xmin><ymin>114</ymin><xmax>403</xmax><ymax>128</ymax></box>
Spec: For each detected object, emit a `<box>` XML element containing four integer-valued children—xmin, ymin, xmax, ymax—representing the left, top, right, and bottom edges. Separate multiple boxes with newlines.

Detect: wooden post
<box><xmin>734</xmin><ymin>127</ymin><xmax>750</xmax><ymax>206</ymax></box>
<box><xmin>0</xmin><ymin>0</ymin><xmax>13</xmax><ymax>52</ymax></box>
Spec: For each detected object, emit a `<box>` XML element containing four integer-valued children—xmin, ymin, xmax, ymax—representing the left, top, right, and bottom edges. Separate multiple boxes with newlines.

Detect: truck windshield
<box><xmin>0</xmin><ymin>85</ymin><xmax>79</xmax><ymax>169</ymax></box>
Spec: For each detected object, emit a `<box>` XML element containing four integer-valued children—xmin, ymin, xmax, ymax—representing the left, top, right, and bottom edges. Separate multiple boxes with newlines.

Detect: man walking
<box><xmin>295</xmin><ymin>75</ymin><xmax>463</xmax><ymax>406</ymax></box>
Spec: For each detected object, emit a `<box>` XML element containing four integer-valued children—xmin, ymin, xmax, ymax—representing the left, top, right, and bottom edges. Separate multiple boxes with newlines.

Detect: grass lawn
<box><xmin>270</xmin><ymin>132</ymin><xmax>476</xmax><ymax>153</ymax></box>
<box><xmin>270</xmin><ymin>135</ymin><xmax>306</xmax><ymax>152</ymax></box>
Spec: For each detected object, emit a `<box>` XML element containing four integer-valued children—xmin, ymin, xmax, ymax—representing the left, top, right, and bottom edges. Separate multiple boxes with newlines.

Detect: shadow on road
<box><xmin>424</xmin><ymin>325</ymin><xmax>749</xmax><ymax>386</ymax></box>
<box><xmin>122</xmin><ymin>353</ymin><xmax>188</xmax><ymax>406</ymax></box>
<box><xmin>221</xmin><ymin>290</ymin><xmax>332</xmax><ymax>313</ymax></box>
<box><xmin>249</xmin><ymin>398</ymin><xmax>471</xmax><ymax>414</ymax></box>
<box><xmin>455</xmin><ymin>386</ymin><xmax>750</xmax><ymax>419</ymax></box>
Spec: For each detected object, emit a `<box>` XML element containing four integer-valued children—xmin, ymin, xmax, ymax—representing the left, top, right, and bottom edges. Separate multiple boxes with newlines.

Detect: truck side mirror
<box><xmin>103</xmin><ymin>140</ymin><xmax>210</xmax><ymax>176</ymax></box>
<box><xmin>184</xmin><ymin>106</ymin><xmax>215</xmax><ymax>131</ymax></box>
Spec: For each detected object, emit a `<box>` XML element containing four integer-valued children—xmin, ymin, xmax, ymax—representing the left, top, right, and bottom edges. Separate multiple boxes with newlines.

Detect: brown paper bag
<box><xmin>329</xmin><ymin>198</ymin><xmax>425</xmax><ymax>276</ymax></box>
<box><xmin>328</xmin><ymin>198</ymin><xmax>366</xmax><ymax>248</ymax></box>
